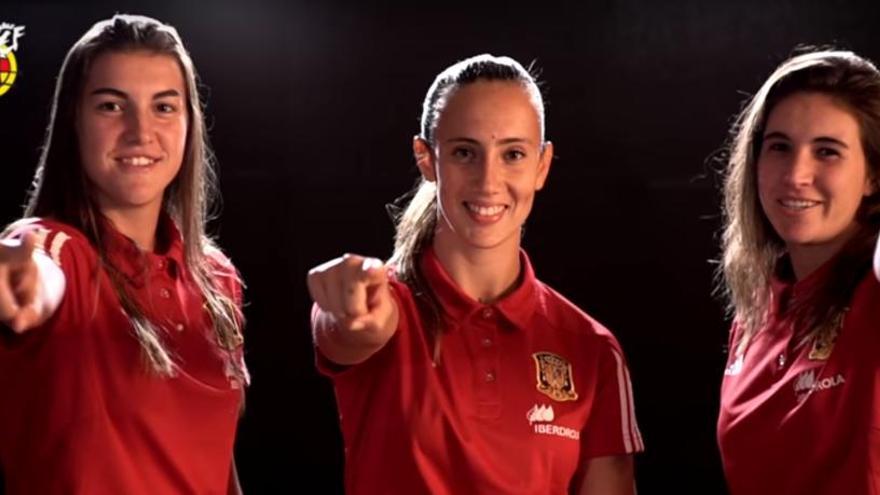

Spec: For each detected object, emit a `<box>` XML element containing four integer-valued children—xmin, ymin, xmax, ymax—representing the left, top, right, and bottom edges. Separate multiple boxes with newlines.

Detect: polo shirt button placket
<box><xmin>159</xmin><ymin>288</ymin><xmax>171</xmax><ymax>299</ymax></box>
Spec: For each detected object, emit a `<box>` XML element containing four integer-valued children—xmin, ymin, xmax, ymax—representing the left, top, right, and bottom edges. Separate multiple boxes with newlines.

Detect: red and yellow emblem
<box><xmin>808</xmin><ymin>316</ymin><xmax>842</xmax><ymax>361</ymax></box>
<box><xmin>532</xmin><ymin>352</ymin><xmax>578</xmax><ymax>402</ymax></box>
<box><xmin>0</xmin><ymin>45</ymin><xmax>18</xmax><ymax>97</ymax></box>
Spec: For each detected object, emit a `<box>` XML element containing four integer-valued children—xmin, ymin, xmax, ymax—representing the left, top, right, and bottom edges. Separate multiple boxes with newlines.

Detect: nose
<box><xmin>783</xmin><ymin>148</ymin><xmax>815</xmax><ymax>187</ymax></box>
<box><xmin>122</xmin><ymin>106</ymin><xmax>154</xmax><ymax>145</ymax></box>
<box><xmin>474</xmin><ymin>154</ymin><xmax>503</xmax><ymax>193</ymax></box>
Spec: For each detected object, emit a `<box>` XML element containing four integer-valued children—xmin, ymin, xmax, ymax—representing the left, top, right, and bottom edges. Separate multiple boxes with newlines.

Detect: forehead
<box><xmin>82</xmin><ymin>50</ymin><xmax>185</xmax><ymax>94</ymax></box>
<box><xmin>765</xmin><ymin>92</ymin><xmax>861</xmax><ymax>139</ymax></box>
<box><xmin>435</xmin><ymin>80</ymin><xmax>542</xmax><ymax>142</ymax></box>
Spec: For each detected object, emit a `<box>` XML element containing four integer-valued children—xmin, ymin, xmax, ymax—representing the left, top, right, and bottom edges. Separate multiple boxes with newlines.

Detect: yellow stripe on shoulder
<box><xmin>49</xmin><ymin>231</ymin><xmax>71</xmax><ymax>266</ymax></box>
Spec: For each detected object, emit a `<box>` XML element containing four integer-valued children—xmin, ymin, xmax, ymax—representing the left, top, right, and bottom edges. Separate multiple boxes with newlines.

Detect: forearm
<box><xmin>577</xmin><ymin>455</ymin><xmax>635</xmax><ymax>495</ymax></box>
<box><xmin>311</xmin><ymin>303</ymin><xmax>398</xmax><ymax>366</ymax></box>
<box><xmin>4</xmin><ymin>251</ymin><xmax>66</xmax><ymax>334</ymax></box>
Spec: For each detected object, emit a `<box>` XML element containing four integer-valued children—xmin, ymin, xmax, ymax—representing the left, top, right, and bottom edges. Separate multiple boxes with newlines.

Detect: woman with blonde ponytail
<box><xmin>0</xmin><ymin>14</ymin><xmax>247</xmax><ymax>494</ymax></box>
<box><xmin>308</xmin><ymin>54</ymin><xmax>643</xmax><ymax>494</ymax></box>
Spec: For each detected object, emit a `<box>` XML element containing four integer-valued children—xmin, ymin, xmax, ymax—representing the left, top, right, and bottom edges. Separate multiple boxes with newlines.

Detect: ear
<box><xmin>534</xmin><ymin>141</ymin><xmax>553</xmax><ymax>191</ymax></box>
<box><xmin>865</xmin><ymin>172</ymin><xmax>877</xmax><ymax>197</ymax></box>
<box><xmin>413</xmin><ymin>135</ymin><xmax>436</xmax><ymax>182</ymax></box>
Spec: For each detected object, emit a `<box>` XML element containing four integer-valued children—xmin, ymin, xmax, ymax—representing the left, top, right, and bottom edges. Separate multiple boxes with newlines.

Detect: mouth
<box><xmin>778</xmin><ymin>198</ymin><xmax>822</xmax><ymax>211</ymax></box>
<box><xmin>464</xmin><ymin>201</ymin><xmax>508</xmax><ymax>222</ymax></box>
<box><xmin>115</xmin><ymin>155</ymin><xmax>161</xmax><ymax>168</ymax></box>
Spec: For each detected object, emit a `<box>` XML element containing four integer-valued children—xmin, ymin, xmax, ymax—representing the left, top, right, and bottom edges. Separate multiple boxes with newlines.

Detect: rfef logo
<box><xmin>0</xmin><ymin>22</ymin><xmax>26</xmax><ymax>97</ymax></box>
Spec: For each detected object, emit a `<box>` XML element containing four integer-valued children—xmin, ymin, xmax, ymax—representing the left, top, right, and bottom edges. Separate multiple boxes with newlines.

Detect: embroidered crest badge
<box><xmin>532</xmin><ymin>351</ymin><xmax>578</xmax><ymax>402</ymax></box>
<box><xmin>808</xmin><ymin>309</ymin><xmax>847</xmax><ymax>361</ymax></box>
<box><xmin>808</xmin><ymin>324</ymin><xmax>839</xmax><ymax>361</ymax></box>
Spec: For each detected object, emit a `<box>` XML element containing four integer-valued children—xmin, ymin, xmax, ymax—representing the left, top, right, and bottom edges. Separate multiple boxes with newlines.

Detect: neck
<box><xmin>787</xmin><ymin>228</ymin><xmax>858</xmax><ymax>281</ymax></box>
<box><xmin>99</xmin><ymin>203</ymin><xmax>162</xmax><ymax>252</ymax></box>
<box><xmin>432</xmin><ymin>227</ymin><xmax>522</xmax><ymax>304</ymax></box>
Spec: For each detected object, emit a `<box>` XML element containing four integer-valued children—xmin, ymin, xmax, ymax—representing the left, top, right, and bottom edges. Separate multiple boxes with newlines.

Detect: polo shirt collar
<box><xmin>100</xmin><ymin>212</ymin><xmax>185</xmax><ymax>285</ymax></box>
<box><xmin>770</xmin><ymin>254</ymin><xmax>835</xmax><ymax>313</ymax></box>
<box><xmin>419</xmin><ymin>245</ymin><xmax>540</xmax><ymax>330</ymax></box>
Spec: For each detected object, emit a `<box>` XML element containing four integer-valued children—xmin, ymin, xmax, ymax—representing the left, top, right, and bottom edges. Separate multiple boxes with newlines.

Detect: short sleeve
<box><xmin>579</xmin><ymin>341</ymin><xmax>645</xmax><ymax>458</ymax></box>
<box><xmin>2</xmin><ymin>220</ymin><xmax>99</xmax><ymax>340</ymax></box>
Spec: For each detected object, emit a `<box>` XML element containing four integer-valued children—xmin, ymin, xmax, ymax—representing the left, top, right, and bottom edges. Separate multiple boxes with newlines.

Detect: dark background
<box><xmin>2</xmin><ymin>1</ymin><xmax>879</xmax><ymax>493</ymax></box>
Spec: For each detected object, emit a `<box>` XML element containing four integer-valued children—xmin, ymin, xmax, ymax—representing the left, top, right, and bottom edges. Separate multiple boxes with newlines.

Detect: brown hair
<box><xmin>19</xmin><ymin>14</ymin><xmax>246</xmax><ymax>379</ymax></box>
<box><xmin>718</xmin><ymin>48</ymin><xmax>880</xmax><ymax>354</ymax></box>
<box><xmin>388</xmin><ymin>54</ymin><xmax>546</xmax><ymax>363</ymax></box>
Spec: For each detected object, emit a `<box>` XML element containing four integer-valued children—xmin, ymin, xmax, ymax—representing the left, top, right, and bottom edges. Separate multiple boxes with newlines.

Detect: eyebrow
<box><xmin>763</xmin><ymin>131</ymin><xmax>849</xmax><ymax>149</ymax></box>
<box><xmin>444</xmin><ymin>136</ymin><xmax>535</xmax><ymax>146</ymax></box>
<box><xmin>89</xmin><ymin>88</ymin><xmax>183</xmax><ymax>99</ymax></box>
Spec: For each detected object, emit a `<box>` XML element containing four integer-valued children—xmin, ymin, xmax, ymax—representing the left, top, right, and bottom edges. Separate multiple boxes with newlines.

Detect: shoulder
<box><xmin>536</xmin><ymin>281</ymin><xmax>621</xmax><ymax>347</ymax></box>
<box><xmin>203</xmin><ymin>242</ymin><xmax>239</xmax><ymax>278</ymax></box>
<box><xmin>201</xmin><ymin>242</ymin><xmax>244</xmax><ymax>300</ymax></box>
<box><xmin>4</xmin><ymin>217</ymin><xmax>94</xmax><ymax>267</ymax></box>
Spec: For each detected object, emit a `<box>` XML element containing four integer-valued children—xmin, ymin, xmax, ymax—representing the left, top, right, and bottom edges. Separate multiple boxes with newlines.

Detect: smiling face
<box><xmin>757</xmin><ymin>91</ymin><xmax>875</xmax><ymax>270</ymax></box>
<box><xmin>415</xmin><ymin>80</ymin><xmax>552</xmax><ymax>257</ymax></box>
<box><xmin>76</xmin><ymin>49</ymin><xmax>188</xmax><ymax>217</ymax></box>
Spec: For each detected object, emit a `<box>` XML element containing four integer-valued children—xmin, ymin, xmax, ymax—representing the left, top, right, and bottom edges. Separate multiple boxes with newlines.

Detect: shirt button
<box><xmin>175</xmin><ymin>323</ymin><xmax>185</xmax><ymax>332</ymax></box>
<box><xmin>157</xmin><ymin>259</ymin><xmax>165</xmax><ymax>270</ymax></box>
<box><xmin>484</xmin><ymin>371</ymin><xmax>496</xmax><ymax>383</ymax></box>
<box><xmin>481</xmin><ymin>307</ymin><xmax>494</xmax><ymax>319</ymax></box>
<box><xmin>481</xmin><ymin>337</ymin><xmax>493</xmax><ymax>348</ymax></box>
<box><xmin>159</xmin><ymin>288</ymin><xmax>171</xmax><ymax>299</ymax></box>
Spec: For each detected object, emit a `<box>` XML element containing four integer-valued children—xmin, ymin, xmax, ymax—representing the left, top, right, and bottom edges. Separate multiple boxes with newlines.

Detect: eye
<box><xmin>503</xmin><ymin>149</ymin><xmax>526</xmax><ymax>162</ymax></box>
<box><xmin>155</xmin><ymin>102</ymin><xmax>178</xmax><ymax>114</ymax></box>
<box><xmin>451</xmin><ymin>146</ymin><xmax>476</xmax><ymax>162</ymax></box>
<box><xmin>816</xmin><ymin>147</ymin><xmax>841</xmax><ymax>159</ymax></box>
<box><xmin>764</xmin><ymin>140</ymin><xmax>790</xmax><ymax>153</ymax></box>
<box><xmin>96</xmin><ymin>100</ymin><xmax>122</xmax><ymax>112</ymax></box>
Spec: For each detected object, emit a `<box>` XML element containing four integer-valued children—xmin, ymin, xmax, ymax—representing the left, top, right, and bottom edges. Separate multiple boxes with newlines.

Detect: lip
<box><xmin>464</xmin><ymin>201</ymin><xmax>508</xmax><ymax>224</ymax></box>
<box><xmin>776</xmin><ymin>196</ymin><xmax>823</xmax><ymax>213</ymax></box>
<box><xmin>112</xmin><ymin>153</ymin><xmax>163</xmax><ymax>171</ymax></box>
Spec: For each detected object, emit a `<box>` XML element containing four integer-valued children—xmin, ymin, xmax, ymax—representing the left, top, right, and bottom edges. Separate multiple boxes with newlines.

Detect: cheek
<box><xmin>76</xmin><ymin>120</ymin><xmax>107</xmax><ymax>173</ymax></box>
<box><xmin>163</xmin><ymin>122</ymin><xmax>189</xmax><ymax>173</ymax></box>
<box><xmin>756</xmin><ymin>164</ymin><xmax>777</xmax><ymax>204</ymax></box>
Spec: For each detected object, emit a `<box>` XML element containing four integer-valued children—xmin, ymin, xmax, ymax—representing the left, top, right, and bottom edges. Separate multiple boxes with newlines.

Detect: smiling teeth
<box><xmin>780</xmin><ymin>199</ymin><xmax>820</xmax><ymax>210</ymax></box>
<box><xmin>467</xmin><ymin>203</ymin><xmax>505</xmax><ymax>216</ymax></box>
<box><xmin>119</xmin><ymin>156</ymin><xmax>156</xmax><ymax>166</ymax></box>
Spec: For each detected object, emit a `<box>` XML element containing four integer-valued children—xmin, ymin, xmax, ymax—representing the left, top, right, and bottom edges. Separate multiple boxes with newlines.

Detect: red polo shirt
<box><xmin>718</xmin><ymin>262</ymin><xmax>880</xmax><ymax>494</ymax></box>
<box><xmin>318</xmin><ymin>247</ymin><xmax>643</xmax><ymax>494</ymax></box>
<box><xmin>0</xmin><ymin>216</ymin><xmax>247</xmax><ymax>495</ymax></box>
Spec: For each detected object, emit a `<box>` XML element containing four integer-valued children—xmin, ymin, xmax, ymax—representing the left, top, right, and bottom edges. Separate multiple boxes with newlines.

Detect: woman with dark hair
<box><xmin>0</xmin><ymin>14</ymin><xmax>247</xmax><ymax>494</ymax></box>
<box><xmin>308</xmin><ymin>54</ymin><xmax>643</xmax><ymax>494</ymax></box>
<box><xmin>717</xmin><ymin>49</ymin><xmax>880</xmax><ymax>494</ymax></box>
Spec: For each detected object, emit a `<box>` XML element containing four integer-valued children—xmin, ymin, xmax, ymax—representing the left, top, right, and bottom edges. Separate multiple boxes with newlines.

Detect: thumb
<box><xmin>359</xmin><ymin>257</ymin><xmax>389</xmax><ymax>287</ymax></box>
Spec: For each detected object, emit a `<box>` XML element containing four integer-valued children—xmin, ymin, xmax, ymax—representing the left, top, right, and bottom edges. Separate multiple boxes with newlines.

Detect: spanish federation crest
<box><xmin>532</xmin><ymin>352</ymin><xmax>578</xmax><ymax>402</ymax></box>
<box><xmin>808</xmin><ymin>311</ymin><xmax>845</xmax><ymax>361</ymax></box>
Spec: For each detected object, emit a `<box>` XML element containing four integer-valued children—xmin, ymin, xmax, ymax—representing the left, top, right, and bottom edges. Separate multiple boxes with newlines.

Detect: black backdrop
<box><xmin>3</xmin><ymin>1</ymin><xmax>879</xmax><ymax>493</ymax></box>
